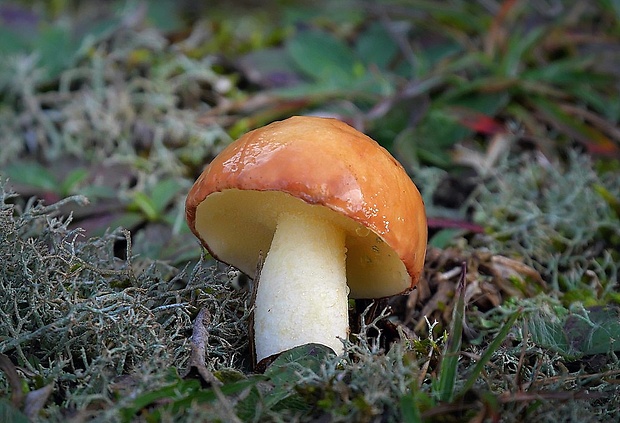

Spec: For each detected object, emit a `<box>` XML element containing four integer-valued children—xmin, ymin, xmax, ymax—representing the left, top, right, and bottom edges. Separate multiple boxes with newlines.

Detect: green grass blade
<box><xmin>436</xmin><ymin>262</ymin><xmax>466</xmax><ymax>403</ymax></box>
<box><xmin>459</xmin><ymin>308</ymin><xmax>522</xmax><ymax>396</ymax></box>
<box><xmin>399</xmin><ymin>393</ymin><xmax>422</xmax><ymax>423</ymax></box>
<box><xmin>500</xmin><ymin>27</ymin><xmax>545</xmax><ymax>77</ymax></box>
<box><xmin>131</xmin><ymin>192</ymin><xmax>159</xmax><ymax>221</ymax></box>
<box><xmin>529</xmin><ymin>96</ymin><xmax>620</xmax><ymax>156</ymax></box>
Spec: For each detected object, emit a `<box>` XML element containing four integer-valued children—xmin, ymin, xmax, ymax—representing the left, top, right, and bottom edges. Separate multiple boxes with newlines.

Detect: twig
<box><xmin>183</xmin><ymin>308</ymin><xmax>221</xmax><ymax>386</ymax></box>
<box><xmin>0</xmin><ymin>353</ymin><xmax>23</xmax><ymax>407</ymax></box>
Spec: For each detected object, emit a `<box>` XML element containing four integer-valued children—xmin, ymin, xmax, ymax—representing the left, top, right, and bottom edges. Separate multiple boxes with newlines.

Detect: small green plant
<box><xmin>2</xmin><ymin>161</ymin><xmax>89</xmax><ymax>200</ymax></box>
<box><xmin>234</xmin><ymin>1</ymin><xmax>620</xmax><ymax>166</ymax></box>
<box><xmin>526</xmin><ymin>301</ymin><xmax>620</xmax><ymax>359</ymax></box>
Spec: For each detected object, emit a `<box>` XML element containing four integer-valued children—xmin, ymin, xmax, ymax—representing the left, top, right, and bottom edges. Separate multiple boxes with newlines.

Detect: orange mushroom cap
<box><xmin>185</xmin><ymin>116</ymin><xmax>427</xmax><ymax>298</ymax></box>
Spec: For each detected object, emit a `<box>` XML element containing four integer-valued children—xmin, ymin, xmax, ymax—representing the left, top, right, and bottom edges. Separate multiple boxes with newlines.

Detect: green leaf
<box><xmin>398</xmin><ymin>108</ymin><xmax>469</xmax><ymax>168</ymax></box>
<box><xmin>0</xmin><ymin>27</ymin><xmax>32</xmax><ymax>56</ymax></box>
<box><xmin>108</xmin><ymin>212</ymin><xmax>145</xmax><ymax>232</ymax></box>
<box><xmin>3</xmin><ymin>161</ymin><xmax>58</xmax><ymax>192</ymax></box>
<box><xmin>266</xmin><ymin>343</ymin><xmax>334</xmax><ymax>381</ymax></box>
<box><xmin>521</xmin><ymin>58</ymin><xmax>602</xmax><ymax>86</ymax></box>
<box><xmin>564</xmin><ymin>307</ymin><xmax>620</xmax><ymax>355</ymax></box>
<box><xmin>429</xmin><ymin>229</ymin><xmax>462</xmax><ymax>249</ymax></box>
<box><xmin>235</xmin><ymin>344</ymin><xmax>334</xmax><ymax>420</ymax></box>
<box><xmin>59</xmin><ymin>168</ymin><xmax>89</xmax><ymax>196</ymax></box>
<box><xmin>356</xmin><ymin>23</ymin><xmax>398</xmax><ymax>70</ymax></box>
<box><xmin>407</xmin><ymin>2</ymin><xmax>486</xmax><ymax>33</ymax></box>
<box><xmin>286</xmin><ymin>30</ymin><xmax>359</xmax><ymax>83</ymax></box>
<box><xmin>149</xmin><ymin>179</ymin><xmax>182</xmax><ymax>216</ymax></box>
<box><xmin>264</xmin><ymin>344</ymin><xmax>334</xmax><ymax>409</ymax></box>
<box><xmin>130</xmin><ymin>192</ymin><xmax>159</xmax><ymax>221</ymax></box>
<box><xmin>446</xmin><ymin>91</ymin><xmax>509</xmax><ymax>115</ymax></box>
<box><xmin>438</xmin><ymin>75</ymin><xmax>513</xmax><ymax>105</ymax></box>
<box><xmin>414</xmin><ymin>41</ymin><xmax>463</xmax><ymax>78</ymax></box>
<box><xmin>174</xmin><ymin>377</ymin><xmax>265</xmax><ymax>414</ymax></box>
<box><xmin>120</xmin><ymin>367</ymin><xmax>267</xmax><ymax>420</ymax></box>
<box><xmin>564</xmin><ymin>84</ymin><xmax>618</xmax><ymax>119</ymax></box>
<box><xmin>35</xmin><ymin>25</ymin><xmax>80</xmax><ymax>80</ymax></box>
<box><xmin>282</xmin><ymin>2</ymin><xmax>365</xmax><ymax>30</ymax></box>
<box><xmin>528</xmin><ymin>305</ymin><xmax>620</xmax><ymax>359</ymax></box>
<box><xmin>234</xmin><ymin>385</ymin><xmax>264</xmax><ymax>421</ymax></box>
<box><xmin>119</xmin><ymin>377</ymin><xmax>201</xmax><ymax>420</ymax></box>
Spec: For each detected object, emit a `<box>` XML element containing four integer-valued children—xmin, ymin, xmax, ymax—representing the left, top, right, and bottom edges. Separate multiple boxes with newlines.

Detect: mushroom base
<box><xmin>254</xmin><ymin>212</ymin><xmax>349</xmax><ymax>362</ymax></box>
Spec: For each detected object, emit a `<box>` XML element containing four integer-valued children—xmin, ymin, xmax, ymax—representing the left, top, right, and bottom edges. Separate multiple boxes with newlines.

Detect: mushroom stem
<box><xmin>254</xmin><ymin>212</ymin><xmax>349</xmax><ymax>362</ymax></box>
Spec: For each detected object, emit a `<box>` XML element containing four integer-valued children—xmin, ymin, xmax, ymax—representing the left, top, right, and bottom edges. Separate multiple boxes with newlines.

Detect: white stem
<box><xmin>253</xmin><ymin>212</ymin><xmax>349</xmax><ymax>362</ymax></box>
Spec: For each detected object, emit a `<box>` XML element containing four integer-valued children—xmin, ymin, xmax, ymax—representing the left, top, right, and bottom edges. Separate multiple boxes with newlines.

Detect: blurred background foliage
<box><xmin>2</xmin><ymin>0</ymin><xmax>619</xmax><ymax>261</ymax></box>
<box><xmin>1</xmin><ymin>0</ymin><xmax>620</xmax><ymax>421</ymax></box>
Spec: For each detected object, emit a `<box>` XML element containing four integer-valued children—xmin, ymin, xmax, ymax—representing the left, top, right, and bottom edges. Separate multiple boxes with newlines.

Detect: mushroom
<box><xmin>185</xmin><ymin>116</ymin><xmax>427</xmax><ymax>363</ymax></box>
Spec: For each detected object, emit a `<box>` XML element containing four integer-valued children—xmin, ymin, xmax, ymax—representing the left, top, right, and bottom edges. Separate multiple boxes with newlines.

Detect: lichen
<box><xmin>0</xmin><ymin>181</ymin><xmax>249</xmax><ymax>418</ymax></box>
<box><xmin>470</xmin><ymin>151</ymin><xmax>620</xmax><ymax>296</ymax></box>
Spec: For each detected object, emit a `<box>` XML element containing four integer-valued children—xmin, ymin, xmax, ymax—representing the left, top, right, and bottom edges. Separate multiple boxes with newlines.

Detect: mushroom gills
<box><xmin>193</xmin><ymin>189</ymin><xmax>411</xmax><ymax>299</ymax></box>
<box><xmin>254</xmin><ymin>211</ymin><xmax>349</xmax><ymax>361</ymax></box>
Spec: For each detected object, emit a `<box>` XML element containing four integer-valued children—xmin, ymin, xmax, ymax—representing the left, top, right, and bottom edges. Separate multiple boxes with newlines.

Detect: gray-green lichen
<box><xmin>0</xmin><ymin>182</ymin><xmax>249</xmax><ymax>418</ymax></box>
<box><xmin>470</xmin><ymin>151</ymin><xmax>620</xmax><ymax>293</ymax></box>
